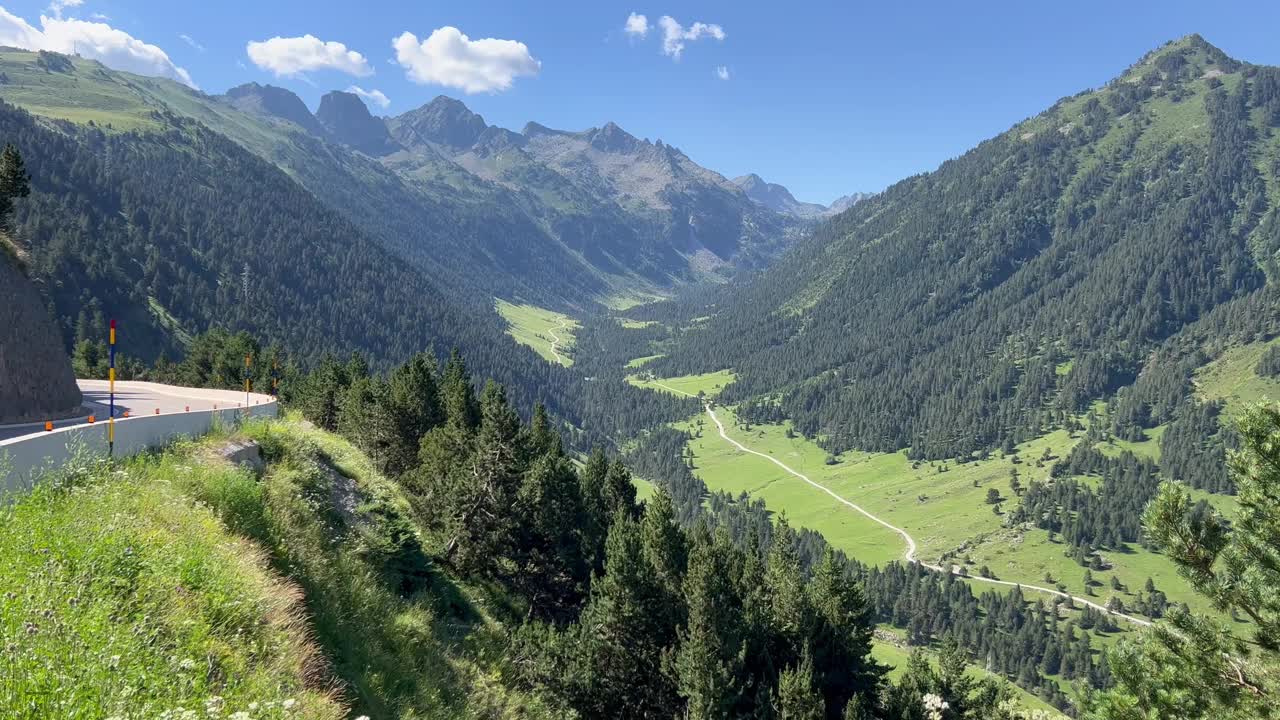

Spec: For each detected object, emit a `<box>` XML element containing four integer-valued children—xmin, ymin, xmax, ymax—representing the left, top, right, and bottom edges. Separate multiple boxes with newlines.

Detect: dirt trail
<box><xmin>651</xmin><ymin>381</ymin><xmax>1152</xmax><ymax>628</ymax></box>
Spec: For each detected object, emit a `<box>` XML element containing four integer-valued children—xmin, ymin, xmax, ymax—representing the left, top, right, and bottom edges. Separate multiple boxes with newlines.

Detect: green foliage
<box><xmin>0</xmin><ymin>142</ymin><xmax>29</xmax><ymax>233</ymax></box>
<box><xmin>648</xmin><ymin>38</ymin><xmax>1275</xmax><ymax>464</ymax></box>
<box><xmin>0</xmin><ymin>451</ymin><xmax>345</xmax><ymax>719</ymax></box>
<box><xmin>1086</xmin><ymin>405</ymin><xmax>1280</xmax><ymax>718</ymax></box>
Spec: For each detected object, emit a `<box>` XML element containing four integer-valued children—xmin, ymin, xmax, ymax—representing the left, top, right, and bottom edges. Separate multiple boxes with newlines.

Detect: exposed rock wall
<box><xmin>0</xmin><ymin>249</ymin><xmax>81</xmax><ymax>423</ymax></box>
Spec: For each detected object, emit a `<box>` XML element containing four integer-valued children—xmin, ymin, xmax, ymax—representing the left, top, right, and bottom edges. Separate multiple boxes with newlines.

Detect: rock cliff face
<box><xmin>0</xmin><ymin>247</ymin><xmax>81</xmax><ymax>424</ymax></box>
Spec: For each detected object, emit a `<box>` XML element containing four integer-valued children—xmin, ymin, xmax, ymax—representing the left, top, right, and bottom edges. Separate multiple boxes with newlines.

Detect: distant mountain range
<box><xmin>732</xmin><ymin>173</ymin><xmax>872</xmax><ymax>219</ymax></box>
<box><xmin>0</xmin><ymin>52</ymin><xmax>814</xmax><ymax>311</ymax></box>
<box><xmin>211</xmin><ymin>81</ymin><xmax>808</xmax><ymax>306</ymax></box>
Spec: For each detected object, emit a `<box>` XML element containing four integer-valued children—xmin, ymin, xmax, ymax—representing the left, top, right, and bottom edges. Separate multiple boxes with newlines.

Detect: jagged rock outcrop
<box><xmin>222</xmin><ymin>82</ymin><xmax>326</xmax><ymax>136</ymax></box>
<box><xmin>0</xmin><ymin>245</ymin><xmax>81</xmax><ymax>423</ymax></box>
<box><xmin>316</xmin><ymin>91</ymin><xmax>398</xmax><ymax>156</ymax></box>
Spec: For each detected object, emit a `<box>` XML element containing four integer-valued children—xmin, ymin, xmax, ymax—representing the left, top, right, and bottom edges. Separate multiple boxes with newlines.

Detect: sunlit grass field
<box><xmin>870</xmin><ymin>637</ymin><xmax>1064</xmax><ymax>716</ymax></box>
<box><xmin>626</xmin><ymin>369</ymin><xmax>736</xmax><ymax>398</ymax></box>
<box><xmin>495</xmin><ymin>299</ymin><xmax>579</xmax><ymax>367</ymax></box>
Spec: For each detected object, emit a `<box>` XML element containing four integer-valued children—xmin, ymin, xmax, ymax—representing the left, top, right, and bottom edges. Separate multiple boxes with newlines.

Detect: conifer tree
<box><xmin>808</xmin><ymin>548</ymin><xmax>882</xmax><ymax>717</ymax></box>
<box><xmin>774</xmin><ymin>648</ymin><xmax>825</xmax><ymax>720</ymax></box>
<box><xmin>515</xmin><ymin>453</ymin><xmax>590</xmax><ymax>619</ymax></box>
<box><xmin>384</xmin><ymin>351</ymin><xmax>442</xmax><ymax>475</ymax></box>
<box><xmin>0</xmin><ymin>143</ymin><xmax>30</xmax><ymax>233</ymax></box>
<box><xmin>675</xmin><ymin>528</ymin><xmax>743</xmax><ymax>719</ymax></box>
<box><xmin>1087</xmin><ymin>405</ymin><xmax>1280</xmax><ymax>719</ymax></box>
<box><xmin>768</xmin><ymin>518</ymin><xmax>813</xmax><ymax>669</ymax></box>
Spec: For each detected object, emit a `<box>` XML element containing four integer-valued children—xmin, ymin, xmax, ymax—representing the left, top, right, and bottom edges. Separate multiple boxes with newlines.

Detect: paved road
<box><xmin>653</xmin><ymin>381</ymin><xmax>1153</xmax><ymax>628</ymax></box>
<box><xmin>0</xmin><ymin>380</ymin><xmax>275</xmax><ymax>442</ymax></box>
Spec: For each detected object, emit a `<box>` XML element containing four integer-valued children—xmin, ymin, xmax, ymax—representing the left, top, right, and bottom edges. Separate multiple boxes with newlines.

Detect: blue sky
<box><xmin>1</xmin><ymin>1</ymin><xmax>1279</xmax><ymax>203</ymax></box>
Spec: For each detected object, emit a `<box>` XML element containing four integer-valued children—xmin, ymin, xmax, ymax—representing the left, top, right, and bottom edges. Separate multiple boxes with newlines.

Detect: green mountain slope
<box><xmin>649</xmin><ymin>35</ymin><xmax>1280</xmax><ymax>460</ymax></box>
<box><xmin>0</xmin><ymin>92</ymin><xmax>686</xmax><ymax>447</ymax></box>
<box><xmin>0</xmin><ymin>49</ymin><xmax>797</xmax><ymax>308</ymax></box>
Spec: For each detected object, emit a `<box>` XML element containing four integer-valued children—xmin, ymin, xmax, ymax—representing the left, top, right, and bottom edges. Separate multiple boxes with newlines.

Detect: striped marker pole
<box><xmin>271</xmin><ymin>357</ymin><xmax>279</xmax><ymax>398</ymax></box>
<box><xmin>108</xmin><ymin>319</ymin><xmax>116</xmax><ymax>457</ymax></box>
<box><xmin>244</xmin><ymin>353</ymin><xmax>252</xmax><ymax>410</ymax></box>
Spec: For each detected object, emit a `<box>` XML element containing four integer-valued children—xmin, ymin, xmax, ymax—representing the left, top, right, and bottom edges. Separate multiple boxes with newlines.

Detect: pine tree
<box><xmin>526</xmin><ymin>402</ymin><xmax>562</xmax><ymax>458</ymax></box>
<box><xmin>0</xmin><ymin>143</ymin><xmax>30</xmax><ymax>233</ymax></box>
<box><xmin>441</xmin><ymin>348</ymin><xmax>479</xmax><ymax>430</ymax></box>
<box><xmin>768</xmin><ymin>518</ymin><xmax>813</xmax><ymax>670</ymax></box>
<box><xmin>675</xmin><ymin>529</ymin><xmax>743</xmax><ymax>719</ymax></box>
<box><xmin>337</xmin><ymin>375</ymin><xmax>397</xmax><ymax>472</ymax></box>
<box><xmin>774</xmin><ymin>648</ymin><xmax>825</xmax><ymax>720</ymax></box>
<box><xmin>579</xmin><ymin>447</ymin><xmax>613</xmax><ymax>572</ymax></box>
<box><xmin>605</xmin><ymin>458</ymin><xmax>640</xmax><ymax>519</ymax></box>
<box><xmin>562</xmin><ymin>512</ymin><xmax>679</xmax><ymax>719</ymax></box>
<box><xmin>515</xmin><ymin>454</ymin><xmax>590</xmax><ymax>619</ymax></box>
<box><xmin>384</xmin><ymin>351</ymin><xmax>442</xmax><ymax>475</ymax></box>
<box><xmin>641</xmin><ymin>490</ymin><xmax>688</xmax><ymax>602</ymax></box>
<box><xmin>808</xmin><ymin>548</ymin><xmax>882</xmax><ymax>717</ymax></box>
<box><xmin>457</xmin><ymin>381</ymin><xmax>525</xmax><ymax>571</ymax></box>
<box><xmin>1086</xmin><ymin>405</ymin><xmax>1280</xmax><ymax>719</ymax></box>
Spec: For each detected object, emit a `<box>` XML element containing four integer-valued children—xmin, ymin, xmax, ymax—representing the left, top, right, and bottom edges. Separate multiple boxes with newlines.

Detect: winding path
<box><xmin>547</xmin><ymin>318</ymin><xmax>570</xmax><ymax>365</ymax></box>
<box><xmin>652</xmin><ymin>381</ymin><xmax>1152</xmax><ymax>628</ymax></box>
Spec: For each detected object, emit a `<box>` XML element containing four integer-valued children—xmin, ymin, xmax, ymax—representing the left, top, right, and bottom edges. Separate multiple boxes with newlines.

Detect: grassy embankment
<box><xmin>0</xmin><ymin>415</ymin><xmax>559</xmax><ymax>719</ymax></box>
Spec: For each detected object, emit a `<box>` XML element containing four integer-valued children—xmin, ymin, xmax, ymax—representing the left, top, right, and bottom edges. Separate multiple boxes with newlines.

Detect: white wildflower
<box><xmin>281</xmin><ymin>699</ymin><xmax>297</xmax><ymax>711</ymax></box>
<box><xmin>922</xmin><ymin>693</ymin><xmax>950</xmax><ymax>720</ymax></box>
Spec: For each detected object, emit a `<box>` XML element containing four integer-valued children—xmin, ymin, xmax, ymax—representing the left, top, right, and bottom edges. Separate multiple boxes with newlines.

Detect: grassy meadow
<box><xmin>495</xmin><ymin>299</ymin><xmax>579</xmax><ymax>367</ymax></box>
<box><xmin>627</xmin><ymin>369</ymin><xmax>736</xmax><ymax>398</ymax></box>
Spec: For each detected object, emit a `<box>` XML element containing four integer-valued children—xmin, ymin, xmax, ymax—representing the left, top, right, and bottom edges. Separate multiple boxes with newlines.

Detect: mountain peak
<box><xmin>1123</xmin><ymin>34</ymin><xmax>1241</xmax><ymax>84</ymax></box>
<box><xmin>221</xmin><ymin>82</ymin><xmax>322</xmax><ymax>135</ymax></box>
<box><xmin>588</xmin><ymin>122</ymin><xmax>642</xmax><ymax>153</ymax></box>
<box><xmin>316</xmin><ymin>91</ymin><xmax>397</xmax><ymax>156</ymax></box>
<box><xmin>390</xmin><ymin>95</ymin><xmax>489</xmax><ymax>150</ymax></box>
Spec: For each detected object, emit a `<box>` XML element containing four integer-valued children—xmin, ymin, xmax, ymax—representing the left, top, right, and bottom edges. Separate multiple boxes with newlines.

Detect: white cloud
<box><xmin>178</xmin><ymin>33</ymin><xmax>204</xmax><ymax>52</ymax></box>
<box><xmin>46</xmin><ymin>0</ymin><xmax>81</xmax><ymax>19</ymax></box>
<box><xmin>88</xmin><ymin>12</ymin><xmax>108</xmax><ymax>21</ymax></box>
<box><xmin>347</xmin><ymin>85</ymin><xmax>390</xmax><ymax>109</ymax></box>
<box><xmin>246</xmin><ymin>34</ymin><xmax>371</xmax><ymax>78</ymax></box>
<box><xmin>715</xmin><ymin>65</ymin><xmax>729</xmax><ymax>80</ymax></box>
<box><xmin>624</xmin><ymin>12</ymin><xmax>648</xmax><ymax>38</ymax></box>
<box><xmin>393</xmin><ymin>26</ymin><xmax>539</xmax><ymax>94</ymax></box>
<box><xmin>0</xmin><ymin>7</ymin><xmax>197</xmax><ymax>87</ymax></box>
<box><xmin>657</xmin><ymin>15</ymin><xmax>724</xmax><ymax>60</ymax></box>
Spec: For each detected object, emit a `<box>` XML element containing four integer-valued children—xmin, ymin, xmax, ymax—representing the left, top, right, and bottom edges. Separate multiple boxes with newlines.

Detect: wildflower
<box><xmin>229</xmin><ymin>713</ymin><xmax>251</xmax><ymax>720</ymax></box>
<box><xmin>281</xmin><ymin>699</ymin><xmax>297</xmax><ymax>711</ymax></box>
<box><xmin>108</xmin><ymin>655</ymin><xmax>121</xmax><ymax>670</ymax></box>
<box><xmin>922</xmin><ymin>693</ymin><xmax>950</xmax><ymax>720</ymax></box>
<box><xmin>247</xmin><ymin>703</ymin><xmax>259</xmax><ymax>712</ymax></box>
<box><xmin>179</xmin><ymin>658</ymin><xmax>197</xmax><ymax>671</ymax></box>
<box><xmin>356</xmin><ymin>716</ymin><xmax>370</xmax><ymax>720</ymax></box>
<box><xmin>205</xmin><ymin>696</ymin><xmax>224</xmax><ymax>716</ymax></box>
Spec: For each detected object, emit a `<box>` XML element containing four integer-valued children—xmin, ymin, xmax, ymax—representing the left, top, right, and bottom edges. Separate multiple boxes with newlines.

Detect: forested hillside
<box><xmin>0</xmin><ymin>49</ymin><xmax>798</xmax><ymax>310</ymax></box>
<box><xmin>646</xmin><ymin>35</ymin><xmax>1280</xmax><ymax>462</ymax></box>
<box><xmin>0</xmin><ymin>99</ymin><xmax>687</xmax><ymax>446</ymax></box>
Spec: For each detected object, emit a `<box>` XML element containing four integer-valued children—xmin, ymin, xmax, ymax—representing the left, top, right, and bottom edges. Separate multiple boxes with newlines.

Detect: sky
<box><xmin>1</xmin><ymin>1</ymin><xmax>1279</xmax><ymax>204</ymax></box>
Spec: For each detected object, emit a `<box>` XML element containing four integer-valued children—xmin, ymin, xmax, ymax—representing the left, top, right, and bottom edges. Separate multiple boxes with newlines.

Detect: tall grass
<box><xmin>1</xmin><ymin>417</ymin><xmax>562</xmax><ymax>719</ymax></box>
<box><xmin>0</xmin><ymin>448</ymin><xmax>344</xmax><ymax>719</ymax></box>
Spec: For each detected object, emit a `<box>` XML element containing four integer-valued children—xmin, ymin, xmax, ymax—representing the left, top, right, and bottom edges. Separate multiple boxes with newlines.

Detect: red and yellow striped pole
<box><xmin>108</xmin><ymin>319</ymin><xmax>116</xmax><ymax>457</ymax></box>
<box><xmin>244</xmin><ymin>353</ymin><xmax>252</xmax><ymax>409</ymax></box>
